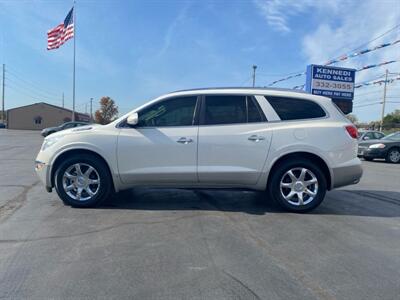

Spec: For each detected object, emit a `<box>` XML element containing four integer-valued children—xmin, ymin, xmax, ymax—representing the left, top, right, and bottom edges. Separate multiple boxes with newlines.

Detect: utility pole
<box><xmin>252</xmin><ymin>65</ymin><xmax>257</xmax><ymax>87</ymax></box>
<box><xmin>62</xmin><ymin>92</ymin><xmax>64</xmax><ymax>108</ymax></box>
<box><xmin>1</xmin><ymin>64</ymin><xmax>4</xmax><ymax>124</ymax></box>
<box><xmin>90</xmin><ymin>97</ymin><xmax>93</xmax><ymax>122</ymax></box>
<box><xmin>380</xmin><ymin>69</ymin><xmax>388</xmax><ymax>131</ymax></box>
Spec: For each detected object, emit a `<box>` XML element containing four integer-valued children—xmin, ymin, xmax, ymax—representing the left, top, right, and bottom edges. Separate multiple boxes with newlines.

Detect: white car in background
<box><xmin>35</xmin><ymin>88</ymin><xmax>362</xmax><ymax>212</ymax></box>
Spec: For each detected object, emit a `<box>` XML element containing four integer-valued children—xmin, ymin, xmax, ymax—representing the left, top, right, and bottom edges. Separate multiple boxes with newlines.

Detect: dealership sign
<box><xmin>305</xmin><ymin>65</ymin><xmax>356</xmax><ymax>100</ymax></box>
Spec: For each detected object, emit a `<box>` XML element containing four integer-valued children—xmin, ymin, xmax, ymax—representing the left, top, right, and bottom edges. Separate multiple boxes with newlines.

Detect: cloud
<box><xmin>301</xmin><ymin>0</ymin><xmax>400</xmax><ymax>121</ymax></box>
<box><xmin>253</xmin><ymin>0</ymin><xmax>340</xmax><ymax>33</ymax></box>
<box><xmin>156</xmin><ymin>2</ymin><xmax>191</xmax><ymax>58</ymax></box>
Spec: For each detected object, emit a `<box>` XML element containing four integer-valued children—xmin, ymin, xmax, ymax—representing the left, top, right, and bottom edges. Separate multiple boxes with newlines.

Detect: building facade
<box><xmin>7</xmin><ymin>102</ymin><xmax>90</xmax><ymax>130</ymax></box>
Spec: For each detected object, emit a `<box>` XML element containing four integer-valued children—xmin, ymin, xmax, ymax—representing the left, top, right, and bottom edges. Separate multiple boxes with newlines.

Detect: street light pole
<box><xmin>90</xmin><ymin>97</ymin><xmax>93</xmax><ymax>122</ymax></box>
<box><xmin>252</xmin><ymin>65</ymin><xmax>257</xmax><ymax>87</ymax></box>
<box><xmin>1</xmin><ymin>64</ymin><xmax>5</xmax><ymax>124</ymax></box>
<box><xmin>380</xmin><ymin>69</ymin><xmax>388</xmax><ymax>131</ymax></box>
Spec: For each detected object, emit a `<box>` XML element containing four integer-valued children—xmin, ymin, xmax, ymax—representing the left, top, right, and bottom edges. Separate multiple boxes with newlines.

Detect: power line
<box><xmin>7</xmin><ymin>71</ymin><xmax>59</xmax><ymax>100</ymax></box>
<box><xmin>240</xmin><ymin>76</ymin><xmax>253</xmax><ymax>87</ymax></box>
<box><xmin>257</xmin><ymin>70</ymin><xmax>304</xmax><ymax>77</ymax></box>
<box><xmin>354</xmin><ymin>102</ymin><xmax>381</xmax><ymax>108</ymax></box>
<box><xmin>267</xmin><ymin>24</ymin><xmax>400</xmax><ymax>86</ymax></box>
<box><xmin>330</xmin><ymin>23</ymin><xmax>400</xmax><ymax>61</ymax></box>
<box><xmin>354</xmin><ymin>100</ymin><xmax>400</xmax><ymax>108</ymax></box>
<box><xmin>6</xmin><ymin>83</ymin><xmax>51</xmax><ymax>102</ymax></box>
<box><xmin>354</xmin><ymin>90</ymin><xmax>382</xmax><ymax>97</ymax></box>
<box><xmin>6</xmin><ymin>67</ymin><xmax>59</xmax><ymax>97</ymax></box>
<box><xmin>6</xmin><ymin>77</ymin><xmax>56</xmax><ymax>102</ymax></box>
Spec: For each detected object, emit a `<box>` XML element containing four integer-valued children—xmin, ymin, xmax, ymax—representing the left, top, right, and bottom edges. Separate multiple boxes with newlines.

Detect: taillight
<box><xmin>345</xmin><ymin>125</ymin><xmax>358</xmax><ymax>139</ymax></box>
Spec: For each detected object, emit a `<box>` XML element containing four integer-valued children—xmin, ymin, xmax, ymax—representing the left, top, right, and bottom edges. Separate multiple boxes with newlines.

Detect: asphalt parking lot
<box><xmin>0</xmin><ymin>130</ymin><xmax>399</xmax><ymax>299</ymax></box>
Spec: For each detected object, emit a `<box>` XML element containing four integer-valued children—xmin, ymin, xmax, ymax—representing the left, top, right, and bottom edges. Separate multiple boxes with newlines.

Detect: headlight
<box><xmin>369</xmin><ymin>143</ymin><xmax>386</xmax><ymax>149</ymax></box>
<box><xmin>41</xmin><ymin>136</ymin><xmax>62</xmax><ymax>151</ymax></box>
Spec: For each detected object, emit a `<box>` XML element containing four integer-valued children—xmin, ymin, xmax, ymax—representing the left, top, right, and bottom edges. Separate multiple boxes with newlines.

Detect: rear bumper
<box><xmin>331</xmin><ymin>159</ymin><xmax>363</xmax><ymax>189</ymax></box>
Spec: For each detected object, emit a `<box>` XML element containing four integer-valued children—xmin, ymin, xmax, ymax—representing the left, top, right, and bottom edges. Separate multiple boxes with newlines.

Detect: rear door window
<box><xmin>247</xmin><ymin>96</ymin><xmax>266</xmax><ymax>123</ymax></box>
<box><xmin>202</xmin><ymin>95</ymin><xmax>266</xmax><ymax>125</ymax></box>
<box><xmin>364</xmin><ymin>132</ymin><xmax>375</xmax><ymax>140</ymax></box>
<box><xmin>374</xmin><ymin>132</ymin><xmax>384</xmax><ymax>139</ymax></box>
<box><xmin>265</xmin><ymin>96</ymin><xmax>326</xmax><ymax>121</ymax></box>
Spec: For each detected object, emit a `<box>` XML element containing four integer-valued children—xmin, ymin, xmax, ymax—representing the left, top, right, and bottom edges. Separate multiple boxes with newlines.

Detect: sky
<box><xmin>0</xmin><ymin>0</ymin><xmax>399</xmax><ymax>122</ymax></box>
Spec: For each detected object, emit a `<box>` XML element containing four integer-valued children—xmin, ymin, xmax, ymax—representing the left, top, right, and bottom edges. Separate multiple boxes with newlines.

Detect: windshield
<box><xmin>382</xmin><ymin>132</ymin><xmax>400</xmax><ymax>141</ymax></box>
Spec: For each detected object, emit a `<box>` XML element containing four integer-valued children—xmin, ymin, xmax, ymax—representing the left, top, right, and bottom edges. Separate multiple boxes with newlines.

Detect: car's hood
<box><xmin>42</xmin><ymin>126</ymin><xmax>59</xmax><ymax>132</ymax></box>
<box><xmin>359</xmin><ymin>139</ymin><xmax>399</xmax><ymax>147</ymax></box>
<box><xmin>45</xmin><ymin>124</ymin><xmax>100</xmax><ymax>139</ymax></box>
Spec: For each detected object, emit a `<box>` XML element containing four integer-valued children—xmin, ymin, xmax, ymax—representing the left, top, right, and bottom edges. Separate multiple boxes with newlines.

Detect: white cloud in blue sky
<box><xmin>0</xmin><ymin>0</ymin><xmax>399</xmax><ymax>121</ymax></box>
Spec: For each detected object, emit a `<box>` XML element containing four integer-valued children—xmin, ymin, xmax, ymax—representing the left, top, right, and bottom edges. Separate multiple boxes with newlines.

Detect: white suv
<box><xmin>35</xmin><ymin>88</ymin><xmax>362</xmax><ymax>212</ymax></box>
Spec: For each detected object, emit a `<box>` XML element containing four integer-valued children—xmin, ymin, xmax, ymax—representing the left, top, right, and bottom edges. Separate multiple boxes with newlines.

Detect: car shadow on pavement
<box><xmin>99</xmin><ymin>188</ymin><xmax>400</xmax><ymax>218</ymax></box>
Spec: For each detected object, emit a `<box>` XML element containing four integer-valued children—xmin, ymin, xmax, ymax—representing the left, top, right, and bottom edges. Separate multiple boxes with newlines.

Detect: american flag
<box><xmin>47</xmin><ymin>8</ymin><xmax>74</xmax><ymax>50</ymax></box>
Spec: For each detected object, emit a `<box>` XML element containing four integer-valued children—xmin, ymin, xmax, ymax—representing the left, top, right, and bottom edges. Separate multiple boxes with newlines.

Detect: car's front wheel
<box><xmin>386</xmin><ymin>148</ymin><xmax>400</xmax><ymax>163</ymax></box>
<box><xmin>54</xmin><ymin>154</ymin><xmax>112</xmax><ymax>207</ymax></box>
<box><xmin>268</xmin><ymin>159</ymin><xmax>327</xmax><ymax>213</ymax></box>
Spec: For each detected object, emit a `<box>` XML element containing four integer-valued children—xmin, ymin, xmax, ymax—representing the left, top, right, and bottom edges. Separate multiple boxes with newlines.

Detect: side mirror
<box><xmin>363</xmin><ymin>136</ymin><xmax>370</xmax><ymax>140</ymax></box>
<box><xmin>127</xmin><ymin>112</ymin><xmax>139</xmax><ymax>126</ymax></box>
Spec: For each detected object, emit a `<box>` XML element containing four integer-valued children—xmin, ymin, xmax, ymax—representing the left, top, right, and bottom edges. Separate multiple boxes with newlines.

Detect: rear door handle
<box><xmin>248</xmin><ymin>135</ymin><xmax>265</xmax><ymax>142</ymax></box>
<box><xmin>177</xmin><ymin>137</ymin><xmax>193</xmax><ymax>144</ymax></box>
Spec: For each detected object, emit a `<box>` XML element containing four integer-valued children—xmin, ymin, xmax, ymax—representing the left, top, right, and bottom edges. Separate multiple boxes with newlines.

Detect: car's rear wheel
<box><xmin>268</xmin><ymin>159</ymin><xmax>327</xmax><ymax>213</ymax></box>
<box><xmin>386</xmin><ymin>148</ymin><xmax>400</xmax><ymax>163</ymax></box>
<box><xmin>54</xmin><ymin>154</ymin><xmax>112</xmax><ymax>208</ymax></box>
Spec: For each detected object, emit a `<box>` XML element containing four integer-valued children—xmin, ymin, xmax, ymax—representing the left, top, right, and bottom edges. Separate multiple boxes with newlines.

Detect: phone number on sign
<box><xmin>314</xmin><ymin>81</ymin><xmax>353</xmax><ymax>90</ymax></box>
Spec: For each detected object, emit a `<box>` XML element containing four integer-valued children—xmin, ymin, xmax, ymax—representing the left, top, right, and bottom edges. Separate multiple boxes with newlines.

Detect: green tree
<box><xmin>0</xmin><ymin>111</ymin><xmax>6</xmax><ymax>122</ymax></box>
<box><xmin>346</xmin><ymin>114</ymin><xmax>358</xmax><ymax>124</ymax></box>
<box><xmin>95</xmin><ymin>96</ymin><xmax>119</xmax><ymax>125</ymax></box>
<box><xmin>383</xmin><ymin>109</ymin><xmax>400</xmax><ymax>129</ymax></box>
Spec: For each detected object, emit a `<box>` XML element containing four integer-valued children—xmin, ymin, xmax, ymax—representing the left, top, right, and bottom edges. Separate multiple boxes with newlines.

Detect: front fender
<box><xmin>47</xmin><ymin>140</ymin><xmax>121</xmax><ymax>192</ymax></box>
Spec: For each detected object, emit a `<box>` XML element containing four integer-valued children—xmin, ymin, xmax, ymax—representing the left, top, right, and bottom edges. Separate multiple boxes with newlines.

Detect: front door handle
<box><xmin>248</xmin><ymin>135</ymin><xmax>265</xmax><ymax>142</ymax></box>
<box><xmin>177</xmin><ymin>137</ymin><xmax>193</xmax><ymax>144</ymax></box>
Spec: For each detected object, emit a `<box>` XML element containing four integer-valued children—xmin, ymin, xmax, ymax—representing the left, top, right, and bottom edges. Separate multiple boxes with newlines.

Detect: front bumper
<box><xmin>331</xmin><ymin>158</ymin><xmax>363</xmax><ymax>189</ymax></box>
<box><xmin>363</xmin><ymin>148</ymin><xmax>387</xmax><ymax>159</ymax></box>
<box><xmin>357</xmin><ymin>145</ymin><xmax>368</xmax><ymax>157</ymax></box>
<box><xmin>35</xmin><ymin>161</ymin><xmax>52</xmax><ymax>192</ymax></box>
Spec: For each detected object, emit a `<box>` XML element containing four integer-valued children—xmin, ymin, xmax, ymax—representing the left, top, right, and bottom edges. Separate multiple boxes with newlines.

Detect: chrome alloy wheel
<box><xmin>62</xmin><ymin>163</ymin><xmax>100</xmax><ymax>201</ymax></box>
<box><xmin>280</xmin><ymin>167</ymin><xmax>318</xmax><ymax>206</ymax></box>
<box><xmin>389</xmin><ymin>149</ymin><xmax>400</xmax><ymax>163</ymax></box>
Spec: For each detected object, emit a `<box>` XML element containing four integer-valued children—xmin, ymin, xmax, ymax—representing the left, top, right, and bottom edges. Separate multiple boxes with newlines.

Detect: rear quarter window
<box><xmin>265</xmin><ymin>96</ymin><xmax>326</xmax><ymax>121</ymax></box>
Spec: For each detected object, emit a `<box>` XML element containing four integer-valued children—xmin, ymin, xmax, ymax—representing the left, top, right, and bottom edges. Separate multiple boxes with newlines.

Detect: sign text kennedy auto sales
<box><xmin>305</xmin><ymin>65</ymin><xmax>356</xmax><ymax>100</ymax></box>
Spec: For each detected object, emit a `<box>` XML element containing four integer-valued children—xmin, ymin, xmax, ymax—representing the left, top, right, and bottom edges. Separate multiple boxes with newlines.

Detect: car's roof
<box><xmin>171</xmin><ymin>87</ymin><xmax>309</xmax><ymax>94</ymax></box>
<box><xmin>160</xmin><ymin>87</ymin><xmax>331</xmax><ymax>102</ymax></box>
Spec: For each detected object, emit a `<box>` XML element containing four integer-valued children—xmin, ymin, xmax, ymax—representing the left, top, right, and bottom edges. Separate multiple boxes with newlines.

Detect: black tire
<box><xmin>268</xmin><ymin>159</ymin><xmax>327</xmax><ymax>213</ymax></box>
<box><xmin>54</xmin><ymin>154</ymin><xmax>112</xmax><ymax>208</ymax></box>
<box><xmin>385</xmin><ymin>148</ymin><xmax>400</xmax><ymax>164</ymax></box>
<box><xmin>363</xmin><ymin>157</ymin><xmax>373</xmax><ymax>161</ymax></box>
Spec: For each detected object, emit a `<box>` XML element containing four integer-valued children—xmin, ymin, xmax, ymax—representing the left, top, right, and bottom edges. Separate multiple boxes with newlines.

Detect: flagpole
<box><xmin>72</xmin><ymin>0</ymin><xmax>76</xmax><ymax>121</ymax></box>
